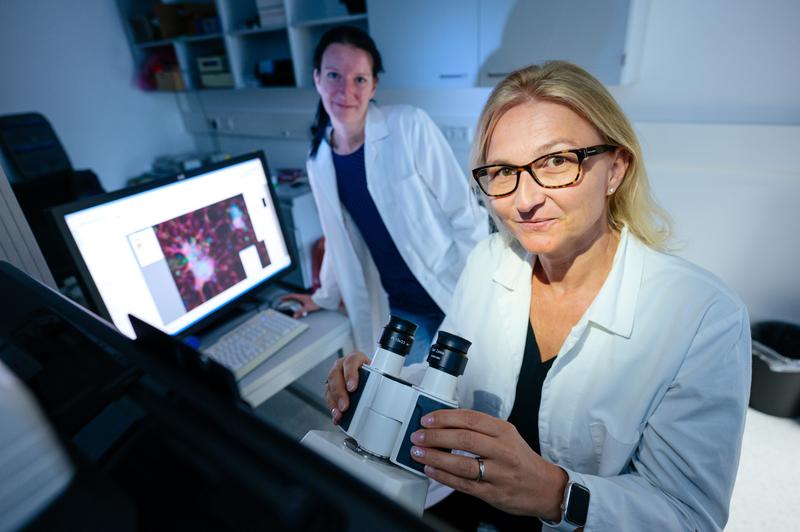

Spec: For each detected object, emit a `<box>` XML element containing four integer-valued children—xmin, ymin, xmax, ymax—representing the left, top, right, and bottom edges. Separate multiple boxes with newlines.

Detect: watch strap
<box><xmin>539</xmin><ymin>470</ymin><xmax>589</xmax><ymax>531</ymax></box>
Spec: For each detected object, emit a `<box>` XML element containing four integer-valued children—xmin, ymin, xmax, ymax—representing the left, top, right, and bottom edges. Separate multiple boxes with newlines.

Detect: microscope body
<box><xmin>339</xmin><ymin>325</ymin><xmax>468</xmax><ymax>476</ymax></box>
<box><xmin>301</xmin><ymin>317</ymin><xmax>470</xmax><ymax>514</ymax></box>
<box><xmin>338</xmin><ymin>353</ymin><xmax>458</xmax><ymax>475</ymax></box>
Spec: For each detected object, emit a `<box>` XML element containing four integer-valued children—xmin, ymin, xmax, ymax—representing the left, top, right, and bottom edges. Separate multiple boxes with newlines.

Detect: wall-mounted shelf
<box><xmin>230</xmin><ymin>25</ymin><xmax>287</xmax><ymax>37</ymax></box>
<box><xmin>117</xmin><ymin>0</ymin><xmax>369</xmax><ymax>91</ymax></box>
<box><xmin>292</xmin><ymin>13</ymin><xmax>367</xmax><ymax>28</ymax></box>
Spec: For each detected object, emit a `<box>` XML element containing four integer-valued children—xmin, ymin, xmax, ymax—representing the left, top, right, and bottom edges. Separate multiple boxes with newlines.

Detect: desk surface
<box><xmin>233</xmin><ymin>308</ymin><xmax>352</xmax><ymax>408</ymax></box>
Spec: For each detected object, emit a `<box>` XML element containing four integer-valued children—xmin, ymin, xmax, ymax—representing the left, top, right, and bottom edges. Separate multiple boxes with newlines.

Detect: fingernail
<box><xmin>424</xmin><ymin>465</ymin><xmax>436</xmax><ymax>477</ymax></box>
<box><xmin>338</xmin><ymin>399</ymin><xmax>346</xmax><ymax>411</ymax></box>
<box><xmin>421</xmin><ymin>415</ymin><xmax>434</xmax><ymax>427</ymax></box>
<box><xmin>331</xmin><ymin>408</ymin><xmax>338</xmax><ymax>419</ymax></box>
<box><xmin>411</xmin><ymin>431</ymin><xmax>424</xmax><ymax>443</ymax></box>
<box><xmin>411</xmin><ymin>446</ymin><xmax>425</xmax><ymax>458</ymax></box>
<box><xmin>346</xmin><ymin>380</ymin><xmax>355</xmax><ymax>391</ymax></box>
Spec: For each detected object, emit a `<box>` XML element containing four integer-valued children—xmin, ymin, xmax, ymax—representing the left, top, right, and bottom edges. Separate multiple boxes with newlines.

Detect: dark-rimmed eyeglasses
<box><xmin>472</xmin><ymin>144</ymin><xmax>618</xmax><ymax>197</ymax></box>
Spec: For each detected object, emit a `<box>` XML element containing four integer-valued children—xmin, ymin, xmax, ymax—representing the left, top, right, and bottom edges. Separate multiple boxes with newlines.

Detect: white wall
<box><xmin>613</xmin><ymin>0</ymin><xmax>800</xmax><ymax>124</ymax></box>
<box><xmin>0</xmin><ymin>0</ymin><xmax>197</xmax><ymax>191</ymax></box>
<box><xmin>640</xmin><ymin>122</ymin><xmax>800</xmax><ymax>323</ymax></box>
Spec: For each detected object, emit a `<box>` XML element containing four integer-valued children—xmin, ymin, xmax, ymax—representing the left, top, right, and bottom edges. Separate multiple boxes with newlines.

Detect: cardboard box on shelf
<box><xmin>155</xmin><ymin>69</ymin><xmax>185</xmax><ymax>91</ymax></box>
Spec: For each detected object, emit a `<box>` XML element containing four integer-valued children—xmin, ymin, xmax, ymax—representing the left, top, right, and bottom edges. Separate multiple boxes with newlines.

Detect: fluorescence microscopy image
<box><xmin>154</xmin><ymin>194</ymin><xmax>271</xmax><ymax>312</ymax></box>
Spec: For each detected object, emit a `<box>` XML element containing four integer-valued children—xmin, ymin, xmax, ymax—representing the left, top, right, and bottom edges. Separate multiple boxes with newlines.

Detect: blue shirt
<box><xmin>333</xmin><ymin>145</ymin><xmax>441</xmax><ymax>315</ymax></box>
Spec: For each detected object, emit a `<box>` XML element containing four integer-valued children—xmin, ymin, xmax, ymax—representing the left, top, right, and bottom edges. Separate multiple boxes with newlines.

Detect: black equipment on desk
<box><xmin>51</xmin><ymin>151</ymin><xmax>298</xmax><ymax>340</ymax></box>
<box><xmin>0</xmin><ymin>112</ymin><xmax>105</xmax><ymax>287</ymax></box>
<box><xmin>0</xmin><ymin>261</ymin><xmax>437</xmax><ymax>531</ymax></box>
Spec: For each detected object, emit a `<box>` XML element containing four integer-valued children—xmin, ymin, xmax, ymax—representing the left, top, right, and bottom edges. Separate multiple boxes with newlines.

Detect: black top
<box><xmin>507</xmin><ymin>321</ymin><xmax>556</xmax><ymax>455</ymax></box>
<box><xmin>426</xmin><ymin>321</ymin><xmax>555</xmax><ymax>531</ymax></box>
<box><xmin>332</xmin><ymin>145</ymin><xmax>441</xmax><ymax>314</ymax></box>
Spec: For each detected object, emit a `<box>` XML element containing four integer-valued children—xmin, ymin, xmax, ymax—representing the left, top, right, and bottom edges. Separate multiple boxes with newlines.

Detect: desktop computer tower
<box><xmin>275</xmin><ymin>182</ymin><xmax>323</xmax><ymax>291</ymax></box>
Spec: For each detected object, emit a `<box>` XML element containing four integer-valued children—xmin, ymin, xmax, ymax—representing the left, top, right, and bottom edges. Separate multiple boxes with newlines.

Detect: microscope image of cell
<box><xmin>154</xmin><ymin>194</ymin><xmax>271</xmax><ymax>312</ymax></box>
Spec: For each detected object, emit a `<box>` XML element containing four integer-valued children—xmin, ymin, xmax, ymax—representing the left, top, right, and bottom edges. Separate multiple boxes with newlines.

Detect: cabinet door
<box><xmin>367</xmin><ymin>0</ymin><xmax>478</xmax><ymax>88</ymax></box>
<box><xmin>478</xmin><ymin>0</ymin><xmax>631</xmax><ymax>86</ymax></box>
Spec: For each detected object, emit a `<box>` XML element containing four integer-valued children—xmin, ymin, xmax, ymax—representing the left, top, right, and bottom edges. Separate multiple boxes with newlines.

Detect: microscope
<box><xmin>301</xmin><ymin>316</ymin><xmax>471</xmax><ymax>515</ymax></box>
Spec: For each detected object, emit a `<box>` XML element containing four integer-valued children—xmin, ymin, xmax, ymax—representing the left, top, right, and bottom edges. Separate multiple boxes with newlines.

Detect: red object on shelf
<box><xmin>136</xmin><ymin>48</ymin><xmax>181</xmax><ymax>91</ymax></box>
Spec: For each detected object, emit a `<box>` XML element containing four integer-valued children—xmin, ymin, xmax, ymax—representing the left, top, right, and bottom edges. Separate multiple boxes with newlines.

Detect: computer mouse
<box><xmin>274</xmin><ymin>298</ymin><xmax>304</xmax><ymax>317</ymax></box>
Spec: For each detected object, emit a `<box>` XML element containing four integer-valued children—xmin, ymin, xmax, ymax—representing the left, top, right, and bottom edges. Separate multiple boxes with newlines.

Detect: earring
<box><xmin>607</xmin><ymin>187</ymin><xmax>615</xmax><ymax>195</ymax></box>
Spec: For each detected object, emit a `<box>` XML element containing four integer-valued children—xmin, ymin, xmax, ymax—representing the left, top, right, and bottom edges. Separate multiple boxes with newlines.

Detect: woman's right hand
<box><xmin>281</xmin><ymin>293</ymin><xmax>320</xmax><ymax>318</ymax></box>
<box><xmin>325</xmin><ymin>351</ymin><xmax>370</xmax><ymax>424</ymax></box>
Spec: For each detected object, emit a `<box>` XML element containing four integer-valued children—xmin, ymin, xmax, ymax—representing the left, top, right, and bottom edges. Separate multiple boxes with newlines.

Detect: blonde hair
<box><xmin>472</xmin><ymin>61</ymin><xmax>671</xmax><ymax>250</ymax></box>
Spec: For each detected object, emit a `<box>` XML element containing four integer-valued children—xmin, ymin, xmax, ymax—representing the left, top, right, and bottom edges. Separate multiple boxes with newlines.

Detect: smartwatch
<box><xmin>562</xmin><ymin>481</ymin><xmax>590</xmax><ymax>528</ymax></box>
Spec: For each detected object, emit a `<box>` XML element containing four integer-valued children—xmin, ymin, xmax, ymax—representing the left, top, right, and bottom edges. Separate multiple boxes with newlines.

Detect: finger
<box><xmin>410</xmin><ymin>446</ymin><xmax>486</xmax><ymax>483</ymax></box>
<box><xmin>326</xmin><ymin>360</ymin><xmax>350</xmax><ymax>413</ymax></box>
<box><xmin>421</xmin><ymin>463</ymin><xmax>486</xmax><ymax>498</ymax></box>
<box><xmin>323</xmin><ymin>381</ymin><xmax>336</xmax><ymax>411</ymax></box>
<box><xmin>410</xmin><ymin>428</ymin><xmax>496</xmax><ymax>458</ymax></box>
<box><xmin>324</xmin><ymin>389</ymin><xmax>341</xmax><ymax>424</ymax></box>
<box><xmin>421</xmin><ymin>408</ymin><xmax>504</xmax><ymax>437</ymax></box>
<box><xmin>342</xmin><ymin>352</ymin><xmax>369</xmax><ymax>393</ymax></box>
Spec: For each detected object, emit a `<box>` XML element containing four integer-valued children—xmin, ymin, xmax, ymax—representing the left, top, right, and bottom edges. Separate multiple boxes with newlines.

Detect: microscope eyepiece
<box><xmin>378</xmin><ymin>315</ymin><xmax>418</xmax><ymax>357</ymax></box>
<box><xmin>426</xmin><ymin>331</ymin><xmax>470</xmax><ymax>377</ymax></box>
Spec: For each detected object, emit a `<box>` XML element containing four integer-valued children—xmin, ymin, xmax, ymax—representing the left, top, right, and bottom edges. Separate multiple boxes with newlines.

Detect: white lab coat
<box><xmin>306</xmin><ymin>103</ymin><xmax>488</xmax><ymax>352</ymax></box>
<box><xmin>419</xmin><ymin>227</ymin><xmax>751</xmax><ymax>530</ymax></box>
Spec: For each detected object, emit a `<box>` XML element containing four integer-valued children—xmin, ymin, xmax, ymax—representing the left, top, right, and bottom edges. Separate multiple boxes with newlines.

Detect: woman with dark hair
<box><xmin>284</xmin><ymin>26</ymin><xmax>488</xmax><ymax>365</ymax></box>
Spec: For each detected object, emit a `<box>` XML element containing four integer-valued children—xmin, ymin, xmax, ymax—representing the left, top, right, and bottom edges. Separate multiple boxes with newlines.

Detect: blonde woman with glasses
<box><xmin>327</xmin><ymin>61</ymin><xmax>751</xmax><ymax>531</ymax></box>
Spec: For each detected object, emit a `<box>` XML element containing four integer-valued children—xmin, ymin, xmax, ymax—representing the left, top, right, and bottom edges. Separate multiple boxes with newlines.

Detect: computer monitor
<box><xmin>52</xmin><ymin>151</ymin><xmax>294</xmax><ymax>339</ymax></box>
<box><xmin>0</xmin><ymin>261</ymin><xmax>437</xmax><ymax>531</ymax></box>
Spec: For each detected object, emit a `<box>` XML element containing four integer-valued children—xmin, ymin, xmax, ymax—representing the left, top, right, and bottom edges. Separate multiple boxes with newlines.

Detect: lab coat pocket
<box><xmin>589</xmin><ymin>422</ymin><xmax>640</xmax><ymax>477</ymax></box>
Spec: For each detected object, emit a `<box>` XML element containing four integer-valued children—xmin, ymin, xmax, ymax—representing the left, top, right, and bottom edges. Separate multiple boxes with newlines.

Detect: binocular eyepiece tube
<box><xmin>339</xmin><ymin>315</ymin><xmax>472</xmax><ymax>476</ymax></box>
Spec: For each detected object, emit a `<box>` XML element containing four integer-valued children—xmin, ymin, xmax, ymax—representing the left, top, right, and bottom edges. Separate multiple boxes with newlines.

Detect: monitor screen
<box><xmin>54</xmin><ymin>152</ymin><xmax>293</xmax><ymax>339</ymax></box>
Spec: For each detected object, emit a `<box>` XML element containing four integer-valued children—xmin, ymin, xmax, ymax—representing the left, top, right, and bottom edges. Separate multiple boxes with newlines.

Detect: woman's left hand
<box><xmin>410</xmin><ymin>408</ymin><xmax>567</xmax><ymax>521</ymax></box>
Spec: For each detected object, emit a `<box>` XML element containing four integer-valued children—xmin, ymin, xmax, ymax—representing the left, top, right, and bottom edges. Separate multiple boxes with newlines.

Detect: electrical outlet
<box><xmin>442</xmin><ymin>126</ymin><xmax>470</xmax><ymax>142</ymax></box>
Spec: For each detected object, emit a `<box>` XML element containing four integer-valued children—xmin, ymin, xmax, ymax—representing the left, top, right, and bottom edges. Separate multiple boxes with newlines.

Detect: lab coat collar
<box><xmin>584</xmin><ymin>226</ymin><xmax>642</xmax><ymax>338</ymax></box>
<box><xmin>309</xmin><ymin>104</ymin><xmax>384</xmax><ymax>225</ymax></box>
<box><xmin>318</xmin><ymin>103</ymin><xmax>386</xmax><ymax>183</ymax></box>
<box><xmin>318</xmin><ymin>101</ymin><xmax>387</xmax><ymax>152</ymax></box>
<box><xmin>491</xmin><ymin>226</ymin><xmax>643</xmax><ymax>339</ymax></box>
<box><xmin>492</xmin><ymin>233</ymin><xmax>534</xmax><ymax>291</ymax></box>
<box><xmin>364</xmin><ymin>102</ymin><xmax>389</xmax><ymax>143</ymax></box>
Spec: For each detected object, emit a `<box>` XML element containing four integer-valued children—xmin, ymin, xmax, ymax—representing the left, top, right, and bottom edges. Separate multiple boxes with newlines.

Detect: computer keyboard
<box><xmin>204</xmin><ymin>309</ymin><xmax>309</xmax><ymax>378</ymax></box>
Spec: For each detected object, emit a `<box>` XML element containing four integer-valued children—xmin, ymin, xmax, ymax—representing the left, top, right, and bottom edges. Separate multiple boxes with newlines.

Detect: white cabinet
<box><xmin>117</xmin><ymin>0</ymin><xmax>368</xmax><ymax>91</ymax></box>
<box><xmin>478</xmin><ymin>0</ymin><xmax>648</xmax><ymax>86</ymax></box>
<box><xmin>366</xmin><ymin>0</ymin><xmax>648</xmax><ymax>89</ymax></box>
<box><xmin>367</xmin><ymin>0</ymin><xmax>478</xmax><ymax>88</ymax></box>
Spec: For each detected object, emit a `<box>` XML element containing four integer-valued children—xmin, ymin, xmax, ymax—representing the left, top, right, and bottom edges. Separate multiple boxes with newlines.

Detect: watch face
<box><xmin>565</xmin><ymin>483</ymin><xmax>590</xmax><ymax>525</ymax></box>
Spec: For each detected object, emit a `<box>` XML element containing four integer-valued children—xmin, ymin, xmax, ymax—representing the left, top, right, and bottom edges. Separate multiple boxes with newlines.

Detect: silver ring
<box><xmin>475</xmin><ymin>457</ymin><xmax>485</xmax><ymax>483</ymax></box>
